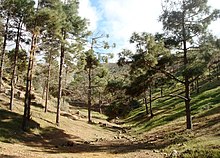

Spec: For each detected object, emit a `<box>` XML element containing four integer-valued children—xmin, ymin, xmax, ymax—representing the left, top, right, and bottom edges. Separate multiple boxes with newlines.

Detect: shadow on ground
<box><xmin>0</xmin><ymin>109</ymin><xmax>170</xmax><ymax>155</ymax></box>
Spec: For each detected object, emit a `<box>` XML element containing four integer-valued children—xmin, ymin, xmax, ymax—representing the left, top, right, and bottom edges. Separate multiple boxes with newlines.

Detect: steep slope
<box><xmin>123</xmin><ymin>80</ymin><xmax>220</xmax><ymax>157</ymax></box>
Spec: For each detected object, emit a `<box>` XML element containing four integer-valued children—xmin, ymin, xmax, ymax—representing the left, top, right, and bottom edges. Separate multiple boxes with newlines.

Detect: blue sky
<box><xmin>79</xmin><ymin>0</ymin><xmax>220</xmax><ymax>62</ymax></box>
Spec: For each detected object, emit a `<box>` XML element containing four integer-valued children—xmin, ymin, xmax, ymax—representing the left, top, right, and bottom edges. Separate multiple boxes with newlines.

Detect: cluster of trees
<box><xmin>0</xmin><ymin>0</ymin><xmax>89</xmax><ymax>130</ymax></box>
<box><xmin>0</xmin><ymin>0</ymin><xmax>115</xmax><ymax>130</ymax></box>
<box><xmin>116</xmin><ymin>0</ymin><xmax>220</xmax><ymax>129</ymax></box>
<box><xmin>0</xmin><ymin>0</ymin><xmax>219</xmax><ymax>131</ymax></box>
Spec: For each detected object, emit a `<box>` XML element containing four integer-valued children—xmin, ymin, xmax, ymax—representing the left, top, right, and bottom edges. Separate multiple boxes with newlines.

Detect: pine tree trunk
<box><xmin>149</xmin><ymin>86</ymin><xmax>153</xmax><ymax>117</ymax></box>
<box><xmin>182</xmin><ymin>9</ymin><xmax>192</xmax><ymax>129</ymax></box>
<box><xmin>45</xmin><ymin>52</ymin><xmax>51</xmax><ymax>113</ymax></box>
<box><xmin>27</xmin><ymin>45</ymin><xmax>35</xmax><ymax>120</ymax></box>
<box><xmin>0</xmin><ymin>15</ymin><xmax>9</xmax><ymax>92</ymax></box>
<box><xmin>10</xmin><ymin>21</ymin><xmax>22</xmax><ymax>111</ymax></box>
<box><xmin>22</xmin><ymin>33</ymin><xmax>37</xmax><ymax>131</ymax></box>
<box><xmin>56</xmin><ymin>35</ymin><xmax>65</xmax><ymax>126</ymax></box>
<box><xmin>196</xmin><ymin>79</ymin><xmax>199</xmax><ymax>94</ymax></box>
<box><xmin>88</xmin><ymin>67</ymin><xmax>92</xmax><ymax>123</ymax></box>
<box><xmin>144</xmin><ymin>97</ymin><xmax>149</xmax><ymax>115</ymax></box>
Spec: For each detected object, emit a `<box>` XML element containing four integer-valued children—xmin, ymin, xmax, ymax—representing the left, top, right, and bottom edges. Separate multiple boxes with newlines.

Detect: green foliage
<box><xmin>84</xmin><ymin>50</ymin><xmax>99</xmax><ymax>70</ymax></box>
<box><xmin>180</xmin><ymin>149</ymin><xmax>220</xmax><ymax>158</ymax></box>
<box><xmin>7</xmin><ymin>49</ymin><xmax>27</xmax><ymax>70</ymax></box>
<box><xmin>106</xmin><ymin>99</ymin><xmax>141</xmax><ymax>119</ymax></box>
<box><xmin>105</xmin><ymin>101</ymin><xmax>129</xmax><ymax>119</ymax></box>
<box><xmin>123</xmin><ymin>79</ymin><xmax>220</xmax><ymax>133</ymax></box>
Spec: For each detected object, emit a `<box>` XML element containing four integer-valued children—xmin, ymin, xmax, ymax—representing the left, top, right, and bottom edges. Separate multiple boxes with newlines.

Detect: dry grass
<box><xmin>0</xmin><ymin>92</ymin><xmax>163</xmax><ymax>158</ymax></box>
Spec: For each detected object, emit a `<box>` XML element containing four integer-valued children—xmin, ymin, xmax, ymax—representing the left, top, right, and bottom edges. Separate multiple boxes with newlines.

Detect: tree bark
<box><xmin>182</xmin><ymin>6</ymin><xmax>192</xmax><ymax>129</ymax></box>
<box><xmin>10</xmin><ymin>21</ymin><xmax>22</xmax><ymax>111</ymax></box>
<box><xmin>27</xmin><ymin>39</ymin><xmax>36</xmax><ymax>120</ymax></box>
<box><xmin>0</xmin><ymin>14</ymin><xmax>9</xmax><ymax>92</ymax></box>
<box><xmin>56</xmin><ymin>30</ymin><xmax>65</xmax><ymax>126</ymax></box>
<box><xmin>196</xmin><ymin>78</ymin><xmax>199</xmax><ymax>94</ymax></box>
<box><xmin>88</xmin><ymin>67</ymin><xmax>92</xmax><ymax>123</ymax></box>
<box><xmin>144</xmin><ymin>97</ymin><xmax>149</xmax><ymax>115</ymax></box>
<box><xmin>149</xmin><ymin>86</ymin><xmax>153</xmax><ymax>117</ymax></box>
<box><xmin>22</xmin><ymin>33</ymin><xmax>37</xmax><ymax>131</ymax></box>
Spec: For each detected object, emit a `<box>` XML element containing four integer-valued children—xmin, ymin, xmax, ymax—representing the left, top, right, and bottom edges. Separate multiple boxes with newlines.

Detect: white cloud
<box><xmin>103</xmin><ymin>0</ymin><xmax>162</xmax><ymax>39</ymax></box>
<box><xmin>79</xmin><ymin>0</ymin><xmax>220</xmax><ymax>62</ymax></box>
<box><xmin>97</xmin><ymin>0</ymin><xmax>163</xmax><ymax>62</ymax></box>
<box><xmin>208</xmin><ymin>0</ymin><xmax>220</xmax><ymax>36</ymax></box>
<box><xmin>78</xmin><ymin>0</ymin><xmax>99</xmax><ymax>31</ymax></box>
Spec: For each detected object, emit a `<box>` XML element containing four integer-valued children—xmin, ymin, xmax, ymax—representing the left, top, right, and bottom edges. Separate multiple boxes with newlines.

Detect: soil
<box><xmin>0</xmin><ymin>93</ymin><xmax>164</xmax><ymax>158</ymax></box>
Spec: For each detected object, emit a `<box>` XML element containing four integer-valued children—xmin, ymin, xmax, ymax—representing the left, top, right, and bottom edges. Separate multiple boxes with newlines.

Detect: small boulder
<box><xmin>170</xmin><ymin>150</ymin><xmax>178</xmax><ymax>157</ymax></box>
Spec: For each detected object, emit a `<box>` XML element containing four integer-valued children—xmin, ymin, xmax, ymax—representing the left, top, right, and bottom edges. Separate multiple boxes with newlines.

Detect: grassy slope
<box><xmin>0</xmin><ymin>78</ymin><xmax>220</xmax><ymax>157</ymax></box>
<box><xmin>124</xmin><ymin>79</ymin><xmax>220</xmax><ymax>157</ymax></box>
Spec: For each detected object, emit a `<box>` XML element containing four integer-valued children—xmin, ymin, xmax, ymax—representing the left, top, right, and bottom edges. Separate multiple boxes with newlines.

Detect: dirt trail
<box><xmin>0</xmin><ymin>118</ymin><xmax>164</xmax><ymax>158</ymax></box>
<box><xmin>0</xmin><ymin>93</ymin><xmax>164</xmax><ymax>158</ymax></box>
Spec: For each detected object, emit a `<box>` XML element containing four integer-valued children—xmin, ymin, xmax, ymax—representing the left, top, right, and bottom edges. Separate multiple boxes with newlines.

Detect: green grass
<box><xmin>0</xmin><ymin>109</ymin><xmax>40</xmax><ymax>143</ymax></box>
<box><xmin>124</xmin><ymin>79</ymin><xmax>220</xmax><ymax>132</ymax></box>
<box><xmin>122</xmin><ymin>79</ymin><xmax>220</xmax><ymax>156</ymax></box>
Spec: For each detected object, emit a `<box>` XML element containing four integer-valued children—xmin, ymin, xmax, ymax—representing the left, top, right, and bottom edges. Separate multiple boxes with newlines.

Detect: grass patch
<box><xmin>0</xmin><ymin>109</ymin><xmax>40</xmax><ymax>143</ymax></box>
<box><xmin>180</xmin><ymin>149</ymin><xmax>220</xmax><ymax>158</ymax></box>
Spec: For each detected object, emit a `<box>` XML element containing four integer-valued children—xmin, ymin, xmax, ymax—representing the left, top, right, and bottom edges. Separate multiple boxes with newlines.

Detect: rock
<box><xmin>5</xmin><ymin>89</ymin><xmax>11</xmax><ymax>95</ymax></box>
<box><xmin>72</xmin><ymin>115</ymin><xmax>79</xmax><ymax>120</ymax></box>
<box><xmin>84</xmin><ymin>141</ymin><xmax>90</xmax><ymax>144</ymax></box>
<box><xmin>163</xmin><ymin>153</ymin><xmax>168</xmax><ymax>157</ymax></box>
<box><xmin>153</xmin><ymin>149</ymin><xmax>160</xmax><ymax>153</ymax></box>
<box><xmin>122</xmin><ymin>129</ymin><xmax>127</xmax><ymax>133</ymax></box>
<box><xmin>75</xmin><ymin>110</ymin><xmax>80</xmax><ymax>115</ymax></box>
<box><xmin>170</xmin><ymin>150</ymin><xmax>178</xmax><ymax>157</ymax></box>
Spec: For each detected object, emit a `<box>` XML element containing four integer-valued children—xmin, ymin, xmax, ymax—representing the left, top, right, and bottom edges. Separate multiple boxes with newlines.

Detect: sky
<box><xmin>78</xmin><ymin>0</ymin><xmax>220</xmax><ymax>62</ymax></box>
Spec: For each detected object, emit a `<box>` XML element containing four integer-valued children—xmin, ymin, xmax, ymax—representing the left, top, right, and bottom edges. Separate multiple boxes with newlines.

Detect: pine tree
<box><xmin>160</xmin><ymin>0</ymin><xmax>220</xmax><ymax>129</ymax></box>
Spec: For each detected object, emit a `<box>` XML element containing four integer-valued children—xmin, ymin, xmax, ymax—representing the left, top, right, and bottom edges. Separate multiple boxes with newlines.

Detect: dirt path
<box><xmin>0</xmin><ymin>139</ymin><xmax>164</xmax><ymax>158</ymax></box>
<box><xmin>0</xmin><ymin>113</ymin><xmax>164</xmax><ymax>158</ymax></box>
<box><xmin>0</xmin><ymin>92</ymin><xmax>164</xmax><ymax>158</ymax></box>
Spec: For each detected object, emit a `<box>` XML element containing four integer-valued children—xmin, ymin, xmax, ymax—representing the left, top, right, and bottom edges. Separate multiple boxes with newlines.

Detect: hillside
<box><xmin>0</xmin><ymin>90</ymin><xmax>163</xmax><ymax>158</ymax></box>
<box><xmin>123</xmin><ymin>79</ymin><xmax>220</xmax><ymax>157</ymax></box>
<box><xmin>0</xmin><ymin>79</ymin><xmax>219</xmax><ymax>158</ymax></box>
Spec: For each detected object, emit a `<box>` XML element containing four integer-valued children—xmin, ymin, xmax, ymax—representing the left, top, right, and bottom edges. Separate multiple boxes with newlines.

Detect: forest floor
<box><xmin>0</xmin><ymin>83</ymin><xmax>220</xmax><ymax>158</ymax></box>
<box><xmin>0</xmin><ymin>92</ymin><xmax>164</xmax><ymax>158</ymax></box>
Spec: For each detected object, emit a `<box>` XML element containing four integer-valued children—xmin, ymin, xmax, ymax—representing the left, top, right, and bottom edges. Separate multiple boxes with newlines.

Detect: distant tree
<box><xmin>93</xmin><ymin>66</ymin><xmax>109</xmax><ymax>114</ymax></box>
<box><xmin>84</xmin><ymin>49</ymin><xmax>98</xmax><ymax>123</ymax></box>
<box><xmin>7</xmin><ymin>49</ymin><xmax>28</xmax><ymax>84</ymax></box>
<box><xmin>56</xmin><ymin>0</ymin><xmax>87</xmax><ymax>126</ymax></box>
<box><xmin>7</xmin><ymin>0</ymin><xmax>35</xmax><ymax>111</ymax></box>
<box><xmin>0</xmin><ymin>0</ymin><xmax>11</xmax><ymax>91</ymax></box>
<box><xmin>83</xmin><ymin>33</ymin><xmax>114</xmax><ymax>123</ymax></box>
<box><xmin>119</xmin><ymin>32</ymin><xmax>169</xmax><ymax>117</ymax></box>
